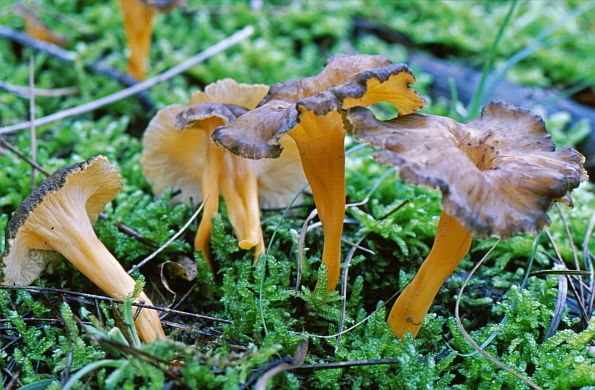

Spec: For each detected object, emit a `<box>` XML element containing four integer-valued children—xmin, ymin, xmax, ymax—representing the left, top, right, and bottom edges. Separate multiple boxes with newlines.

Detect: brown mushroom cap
<box><xmin>1</xmin><ymin>155</ymin><xmax>165</xmax><ymax>342</ymax></box>
<box><xmin>213</xmin><ymin>54</ymin><xmax>427</xmax><ymax>159</ymax></box>
<box><xmin>347</xmin><ymin>100</ymin><xmax>588</xmax><ymax>239</ymax></box>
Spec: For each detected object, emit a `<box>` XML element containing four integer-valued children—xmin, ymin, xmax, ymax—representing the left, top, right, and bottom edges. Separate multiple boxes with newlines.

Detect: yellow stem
<box><xmin>388</xmin><ymin>210</ymin><xmax>472</xmax><ymax>339</ymax></box>
<box><xmin>120</xmin><ymin>0</ymin><xmax>154</xmax><ymax>80</ymax></box>
<box><xmin>57</xmin><ymin>226</ymin><xmax>164</xmax><ymax>343</ymax></box>
<box><xmin>195</xmin><ymin>143</ymin><xmax>224</xmax><ymax>270</ymax></box>
<box><xmin>219</xmin><ymin>153</ymin><xmax>265</xmax><ymax>262</ymax></box>
<box><xmin>288</xmin><ymin>111</ymin><xmax>346</xmax><ymax>290</ymax></box>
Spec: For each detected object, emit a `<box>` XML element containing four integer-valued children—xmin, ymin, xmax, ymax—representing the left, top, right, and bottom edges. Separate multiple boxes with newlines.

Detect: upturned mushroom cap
<box><xmin>1</xmin><ymin>155</ymin><xmax>165</xmax><ymax>342</ymax></box>
<box><xmin>211</xmin><ymin>54</ymin><xmax>426</xmax><ymax>291</ymax></box>
<box><xmin>1</xmin><ymin>155</ymin><xmax>122</xmax><ymax>285</ymax></box>
<box><xmin>142</xmin><ymin>104</ymin><xmax>210</xmax><ymax>206</ymax></box>
<box><xmin>347</xmin><ymin>100</ymin><xmax>588</xmax><ymax>239</ymax></box>
<box><xmin>142</xmin><ymin>79</ymin><xmax>307</xmax><ymax>266</ymax></box>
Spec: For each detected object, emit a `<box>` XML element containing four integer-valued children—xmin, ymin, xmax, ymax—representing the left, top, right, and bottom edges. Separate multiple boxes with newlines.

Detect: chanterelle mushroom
<box><xmin>119</xmin><ymin>0</ymin><xmax>186</xmax><ymax>80</ymax></box>
<box><xmin>212</xmin><ymin>54</ymin><xmax>426</xmax><ymax>290</ymax></box>
<box><xmin>345</xmin><ymin>100</ymin><xmax>588</xmax><ymax>339</ymax></box>
<box><xmin>142</xmin><ymin>78</ymin><xmax>307</xmax><ymax>268</ymax></box>
<box><xmin>1</xmin><ymin>155</ymin><xmax>165</xmax><ymax>343</ymax></box>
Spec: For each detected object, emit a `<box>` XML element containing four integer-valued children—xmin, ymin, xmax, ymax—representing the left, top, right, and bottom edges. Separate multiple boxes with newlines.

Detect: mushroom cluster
<box><xmin>1</xmin><ymin>155</ymin><xmax>165</xmax><ymax>343</ymax></box>
<box><xmin>212</xmin><ymin>54</ymin><xmax>426</xmax><ymax>290</ymax></box>
<box><xmin>345</xmin><ymin>100</ymin><xmax>588</xmax><ymax>339</ymax></box>
<box><xmin>142</xmin><ymin>78</ymin><xmax>308</xmax><ymax>268</ymax></box>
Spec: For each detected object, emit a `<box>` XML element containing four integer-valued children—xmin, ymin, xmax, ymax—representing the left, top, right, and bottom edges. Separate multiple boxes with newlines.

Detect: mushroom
<box><xmin>345</xmin><ymin>100</ymin><xmax>588</xmax><ymax>339</ymax></box>
<box><xmin>0</xmin><ymin>155</ymin><xmax>165</xmax><ymax>343</ymax></box>
<box><xmin>142</xmin><ymin>78</ymin><xmax>307</xmax><ymax>268</ymax></box>
<box><xmin>212</xmin><ymin>54</ymin><xmax>426</xmax><ymax>290</ymax></box>
<box><xmin>119</xmin><ymin>0</ymin><xmax>186</xmax><ymax>80</ymax></box>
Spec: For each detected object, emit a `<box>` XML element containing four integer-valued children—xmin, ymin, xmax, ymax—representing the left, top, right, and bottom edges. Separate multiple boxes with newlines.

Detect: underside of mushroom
<box><xmin>1</xmin><ymin>155</ymin><xmax>164</xmax><ymax>343</ymax></box>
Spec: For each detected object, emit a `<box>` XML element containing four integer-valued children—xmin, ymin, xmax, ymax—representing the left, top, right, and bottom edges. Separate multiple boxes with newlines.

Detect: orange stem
<box><xmin>120</xmin><ymin>0</ymin><xmax>154</xmax><ymax>80</ymax></box>
<box><xmin>194</xmin><ymin>143</ymin><xmax>225</xmax><ymax>270</ymax></box>
<box><xmin>388</xmin><ymin>210</ymin><xmax>472</xmax><ymax>339</ymax></box>
<box><xmin>289</xmin><ymin>111</ymin><xmax>346</xmax><ymax>290</ymax></box>
<box><xmin>219</xmin><ymin>153</ymin><xmax>265</xmax><ymax>262</ymax></box>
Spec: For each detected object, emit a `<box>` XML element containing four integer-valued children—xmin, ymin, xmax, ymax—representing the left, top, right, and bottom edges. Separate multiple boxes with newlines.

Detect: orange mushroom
<box><xmin>213</xmin><ymin>54</ymin><xmax>426</xmax><ymax>290</ymax></box>
<box><xmin>142</xmin><ymin>79</ymin><xmax>307</xmax><ymax>268</ymax></box>
<box><xmin>345</xmin><ymin>101</ymin><xmax>588</xmax><ymax>339</ymax></box>
<box><xmin>0</xmin><ymin>155</ymin><xmax>165</xmax><ymax>343</ymax></box>
<box><xmin>119</xmin><ymin>0</ymin><xmax>185</xmax><ymax>80</ymax></box>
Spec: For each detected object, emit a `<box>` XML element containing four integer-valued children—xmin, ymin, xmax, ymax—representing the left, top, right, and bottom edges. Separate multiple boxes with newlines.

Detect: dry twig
<box><xmin>0</xmin><ymin>25</ymin><xmax>255</xmax><ymax>135</ymax></box>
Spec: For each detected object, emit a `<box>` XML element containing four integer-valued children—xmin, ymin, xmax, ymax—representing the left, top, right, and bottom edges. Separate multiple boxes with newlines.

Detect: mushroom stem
<box><xmin>195</xmin><ymin>143</ymin><xmax>225</xmax><ymax>269</ymax></box>
<box><xmin>289</xmin><ymin>111</ymin><xmax>346</xmax><ymax>290</ymax></box>
<box><xmin>119</xmin><ymin>0</ymin><xmax>154</xmax><ymax>80</ymax></box>
<box><xmin>61</xmin><ymin>233</ymin><xmax>164</xmax><ymax>342</ymax></box>
<box><xmin>219</xmin><ymin>153</ymin><xmax>265</xmax><ymax>262</ymax></box>
<box><xmin>28</xmin><ymin>210</ymin><xmax>165</xmax><ymax>343</ymax></box>
<box><xmin>388</xmin><ymin>210</ymin><xmax>472</xmax><ymax>339</ymax></box>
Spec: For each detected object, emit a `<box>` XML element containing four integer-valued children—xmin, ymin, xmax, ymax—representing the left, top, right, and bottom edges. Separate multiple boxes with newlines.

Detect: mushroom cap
<box><xmin>142</xmin><ymin>80</ymin><xmax>269</xmax><ymax>203</ymax></box>
<box><xmin>142</xmin><ymin>79</ymin><xmax>306</xmax><ymax>208</ymax></box>
<box><xmin>1</xmin><ymin>155</ymin><xmax>122</xmax><ymax>285</ymax></box>
<box><xmin>212</xmin><ymin>53</ymin><xmax>427</xmax><ymax>159</ymax></box>
<box><xmin>142</xmin><ymin>104</ymin><xmax>210</xmax><ymax>204</ymax></box>
<box><xmin>187</xmin><ymin>78</ymin><xmax>269</xmax><ymax>109</ymax></box>
<box><xmin>347</xmin><ymin>101</ymin><xmax>588</xmax><ymax>239</ymax></box>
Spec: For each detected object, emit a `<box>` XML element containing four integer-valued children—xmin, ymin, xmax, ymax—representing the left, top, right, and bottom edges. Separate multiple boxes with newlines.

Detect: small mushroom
<box><xmin>119</xmin><ymin>0</ymin><xmax>186</xmax><ymax>80</ymax></box>
<box><xmin>1</xmin><ymin>155</ymin><xmax>165</xmax><ymax>343</ymax></box>
<box><xmin>142</xmin><ymin>79</ymin><xmax>307</xmax><ymax>268</ymax></box>
<box><xmin>345</xmin><ymin>100</ymin><xmax>588</xmax><ymax>339</ymax></box>
<box><xmin>213</xmin><ymin>54</ymin><xmax>426</xmax><ymax>290</ymax></box>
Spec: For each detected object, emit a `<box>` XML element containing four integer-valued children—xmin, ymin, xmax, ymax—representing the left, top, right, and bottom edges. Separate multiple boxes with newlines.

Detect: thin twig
<box><xmin>99</xmin><ymin>215</ymin><xmax>159</xmax><ymax>249</ymax></box>
<box><xmin>544</xmin><ymin>229</ymin><xmax>590</xmax><ymax>324</ymax></box>
<box><xmin>0</xmin><ymin>25</ymin><xmax>152</xmax><ymax>109</ymax></box>
<box><xmin>0</xmin><ymin>285</ymin><xmax>231</xmax><ymax>323</ymax></box>
<box><xmin>0</xmin><ymin>80</ymin><xmax>78</xmax><ymax>98</ymax></box>
<box><xmin>296</xmin><ymin>358</ymin><xmax>402</xmax><ymax>371</ymax></box>
<box><xmin>3</xmin><ymin>363</ymin><xmax>21</xmax><ymax>390</ymax></box>
<box><xmin>160</xmin><ymin>282</ymin><xmax>197</xmax><ymax>321</ymax></box>
<box><xmin>0</xmin><ymin>25</ymin><xmax>255</xmax><ymax>135</ymax></box>
<box><xmin>556</xmin><ymin>203</ymin><xmax>585</xmax><ymax>307</ymax></box>
<box><xmin>345</xmin><ymin>168</ymin><xmax>394</xmax><ymax>208</ymax></box>
<box><xmin>0</xmin><ymin>137</ymin><xmax>50</xmax><ymax>175</ymax></box>
<box><xmin>254</xmin><ymin>339</ymin><xmax>308</xmax><ymax>390</ymax></box>
<box><xmin>582</xmin><ymin>211</ymin><xmax>595</xmax><ymax>316</ymax></box>
<box><xmin>454</xmin><ymin>240</ymin><xmax>543</xmax><ymax>390</ymax></box>
<box><xmin>127</xmin><ymin>198</ymin><xmax>207</xmax><ymax>274</ymax></box>
<box><xmin>29</xmin><ymin>55</ymin><xmax>36</xmax><ymax>192</ymax></box>
<box><xmin>545</xmin><ymin>274</ymin><xmax>568</xmax><ymax>340</ymax></box>
<box><xmin>336</xmin><ymin>234</ymin><xmax>368</xmax><ymax>352</ymax></box>
<box><xmin>304</xmin><ymin>288</ymin><xmax>402</xmax><ymax>340</ymax></box>
<box><xmin>296</xmin><ymin>209</ymin><xmax>319</xmax><ymax>292</ymax></box>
